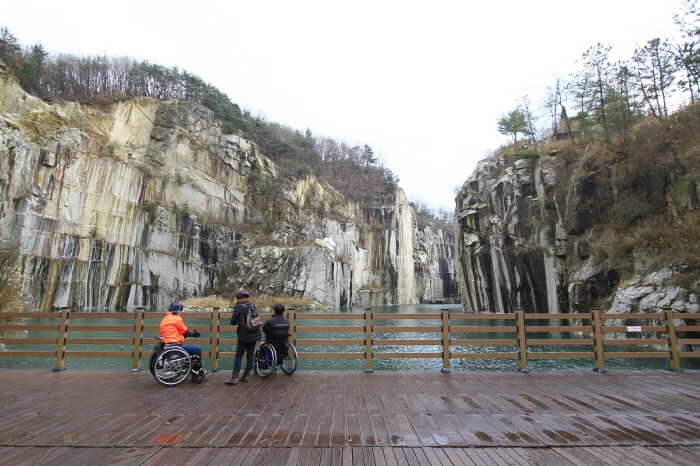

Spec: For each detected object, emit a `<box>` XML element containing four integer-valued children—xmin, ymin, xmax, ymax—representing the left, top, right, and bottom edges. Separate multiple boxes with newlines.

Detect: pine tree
<box><xmin>632</xmin><ymin>38</ymin><xmax>676</xmax><ymax>118</ymax></box>
<box><xmin>21</xmin><ymin>44</ymin><xmax>47</xmax><ymax>94</ymax></box>
<box><xmin>673</xmin><ymin>0</ymin><xmax>700</xmax><ymax>102</ymax></box>
<box><xmin>607</xmin><ymin>63</ymin><xmax>641</xmax><ymax>142</ymax></box>
<box><xmin>497</xmin><ymin>108</ymin><xmax>529</xmax><ymax>143</ymax></box>
<box><xmin>0</xmin><ymin>27</ymin><xmax>22</xmax><ymax>71</ymax></box>
<box><xmin>361</xmin><ymin>144</ymin><xmax>376</xmax><ymax>167</ymax></box>
<box><xmin>575</xmin><ymin>43</ymin><xmax>614</xmax><ymax>138</ymax></box>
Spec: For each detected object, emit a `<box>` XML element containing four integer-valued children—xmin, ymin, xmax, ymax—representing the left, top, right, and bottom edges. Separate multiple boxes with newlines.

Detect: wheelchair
<box><xmin>149</xmin><ymin>338</ymin><xmax>206</xmax><ymax>386</ymax></box>
<box><xmin>254</xmin><ymin>340</ymin><xmax>298</xmax><ymax>378</ymax></box>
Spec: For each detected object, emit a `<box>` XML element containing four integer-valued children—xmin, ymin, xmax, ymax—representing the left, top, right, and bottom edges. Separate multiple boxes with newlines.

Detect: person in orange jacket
<box><xmin>159</xmin><ymin>301</ymin><xmax>206</xmax><ymax>378</ymax></box>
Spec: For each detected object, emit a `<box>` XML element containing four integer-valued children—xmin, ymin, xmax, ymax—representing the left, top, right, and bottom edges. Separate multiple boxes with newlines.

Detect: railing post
<box><xmin>515</xmin><ymin>308</ymin><xmax>529</xmax><ymax>372</ymax></box>
<box><xmin>441</xmin><ymin>308</ymin><xmax>451</xmax><ymax>373</ymax></box>
<box><xmin>210</xmin><ymin>307</ymin><xmax>220</xmax><ymax>372</ymax></box>
<box><xmin>592</xmin><ymin>308</ymin><xmax>607</xmax><ymax>373</ymax></box>
<box><xmin>131</xmin><ymin>307</ymin><xmax>144</xmax><ymax>371</ymax></box>
<box><xmin>288</xmin><ymin>308</ymin><xmax>296</xmax><ymax>346</ymax></box>
<box><xmin>53</xmin><ymin>308</ymin><xmax>70</xmax><ymax>372</ymax></box>
<box><xmin>665</xmin><ymin>307</ymin><xmax>682</xmax><ymax>372</ymax></box>
<box><xmin>364</xmin><ymin>307</ymin><xmax>374</xmax><ymax>373</ymax></box>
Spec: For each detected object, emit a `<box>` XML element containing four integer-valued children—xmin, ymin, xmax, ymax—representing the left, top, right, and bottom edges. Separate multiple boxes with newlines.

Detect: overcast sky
<box><xmin>3</xmin><ymin>0</ymin><xmax>687</xmax><ymax>210</ymax></box>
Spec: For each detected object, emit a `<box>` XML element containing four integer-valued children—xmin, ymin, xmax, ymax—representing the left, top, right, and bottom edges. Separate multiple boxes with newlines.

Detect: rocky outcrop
<box><xmin>220</xmin><ymin>188</ymin><xmax>425</xmax><ymax>309</ymax></box>
<box><xmin>0</xmin><ymin>67</ymin><xmax>268</xmax><ymax>311</ymax></box>
<box><xmin>0</xmin><ymin>64</ymin><xmax>452</xmax><ymax>311</ymax></box>
<box><xmin>455</xmin><ymin>150</ymin><xmax>698</xmax><ymax>315</ymax></box>
<box><xmin>609</xmin><ymin>269</ymin><xmax>699</xmax><ymax>315</ymax></box>
<box><xmin>455</xmin><ymin>155</ymin><xmax>563</xmax><ymax>313</ymax></box>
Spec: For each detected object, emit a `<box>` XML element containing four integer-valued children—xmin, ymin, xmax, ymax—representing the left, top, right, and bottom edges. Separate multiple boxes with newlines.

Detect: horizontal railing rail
<box><xmin>0</xmin><ymin>307</ymin><xmax>698</xmax><ymax>372</ymax></box>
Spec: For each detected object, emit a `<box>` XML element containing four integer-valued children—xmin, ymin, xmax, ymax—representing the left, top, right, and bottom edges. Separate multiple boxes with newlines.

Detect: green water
<box><xmin>1</xmin><ymin>304</ymin><xmax>698</xmax><ymax>371</ymax></box>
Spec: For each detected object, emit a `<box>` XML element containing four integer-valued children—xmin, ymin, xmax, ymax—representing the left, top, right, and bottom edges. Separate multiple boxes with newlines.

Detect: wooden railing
<box><xmin>0</xmin><ymin>308</ymin><xmax>698</xmax><ymax>371</ymax></box>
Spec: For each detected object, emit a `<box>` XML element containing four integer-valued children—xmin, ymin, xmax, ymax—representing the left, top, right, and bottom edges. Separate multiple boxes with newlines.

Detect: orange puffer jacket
<box><xmin>159</xmin><ymin>312</ymin><xmax>188</xmax><ymax>344</ymax></box>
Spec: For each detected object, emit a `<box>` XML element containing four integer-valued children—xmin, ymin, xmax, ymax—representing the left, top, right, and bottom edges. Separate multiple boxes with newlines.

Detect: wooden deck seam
<box><xmin>1</xmin><ymin>443</ymin><xmax>700</xmax><ymax>449</ymax></box>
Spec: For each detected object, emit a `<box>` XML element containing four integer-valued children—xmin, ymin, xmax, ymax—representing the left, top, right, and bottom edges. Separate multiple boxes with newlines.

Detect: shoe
<box><xmin>240</xmin><ymin>371</ymin><xmax>249</xmax><ymax>383</ymax></box>
<box><xmin>225</xmin><ymin>371</ymin><xmax>240</xmax><ymax>385</ymax></box>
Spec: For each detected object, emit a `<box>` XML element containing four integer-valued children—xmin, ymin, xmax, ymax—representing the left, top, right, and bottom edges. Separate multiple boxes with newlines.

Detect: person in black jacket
<box><xmin>263</xmin><ymin>304</ymin><xmax>290</xmax><ymax>362</ymax></box>
<box><xmin>225</xmin><ymin>290</ymin><xmax>261</xmax><ymax>385</ymax></box>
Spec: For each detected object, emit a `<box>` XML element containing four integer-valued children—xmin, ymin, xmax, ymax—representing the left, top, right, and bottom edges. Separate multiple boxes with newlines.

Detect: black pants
<box><xmin>233</xmin><ymin>340</ymin><xmax>256</xmax><ymax>372</ymax></box>
<box><xmin>269</xmin><ymin>339</ymin><xmax>288</xmax><ymax>360</ymax></box>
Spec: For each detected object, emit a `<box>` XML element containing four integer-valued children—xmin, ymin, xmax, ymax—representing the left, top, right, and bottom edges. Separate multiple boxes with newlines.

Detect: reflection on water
<box><xmin>2</xmin><ymin>304</ymin><xmax>699</xmax><ymax>371</ymax></box>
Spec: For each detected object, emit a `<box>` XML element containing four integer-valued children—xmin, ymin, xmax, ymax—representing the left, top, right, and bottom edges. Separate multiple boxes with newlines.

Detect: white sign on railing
<box><xmin>626</xmin><ymin>326</ymin><xmax>642</xmax><ymax>332</ymax></box>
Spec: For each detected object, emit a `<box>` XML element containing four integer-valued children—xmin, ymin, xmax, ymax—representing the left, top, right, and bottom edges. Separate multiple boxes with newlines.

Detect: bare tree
<box><xmin>521</xmin><ymin>96</ymin><xmax>538</xmax><ymax>144</ymax></box>
<box><xmin>545</xmin><ymin>79</ymin><xmax>574</xmax><ymax>142</ymax></box>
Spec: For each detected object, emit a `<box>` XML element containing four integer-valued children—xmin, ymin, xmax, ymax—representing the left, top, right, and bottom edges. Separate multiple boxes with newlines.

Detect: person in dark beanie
<box><xmin>263</xmin><ymin>304</ymin><xmax>290</xmax><ymax>362</ymax></box>
<box><xmin>226</xmin><ymin>290</ymin><xmax>261</xmax><ymax>385</ymax></box>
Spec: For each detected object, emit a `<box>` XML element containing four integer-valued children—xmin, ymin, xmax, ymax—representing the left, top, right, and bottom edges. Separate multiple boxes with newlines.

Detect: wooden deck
<box><xmin>1</xmin><ymin>370</ymin><xmax>699</xmax><ymax>464</ymax></box>
<box><xmin>2</xmin><ymin>445</ymin><xmax>700</xmax><ymax>465</ymax></box>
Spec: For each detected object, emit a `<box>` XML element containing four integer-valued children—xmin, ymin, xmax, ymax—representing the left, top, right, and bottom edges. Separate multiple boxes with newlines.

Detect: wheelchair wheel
<box><xmin>149</xmin><ymin>350</ymin><xmax>158</xmax><ymax>375</ymax></box>
<box><xmin>280</xmin><ymin>343</ymin><xmax>297</xmax><ymax>375</ymax></box>
<box><xmin>255</xmin><ymin>343</ymin><xmax>277</xmax><ymax>378</ymax></box>
<box><xmin>152</xmin><ymin>346</ymin><xmax>192</xmax><ymax>386</ymax></box>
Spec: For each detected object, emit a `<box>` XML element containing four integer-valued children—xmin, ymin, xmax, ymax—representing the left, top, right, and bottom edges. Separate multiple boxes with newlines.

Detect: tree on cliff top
<box><xmin>521</xmin><ymin>96</ymin><xmax>538</xmax><ymax>144</ymax></box>
<box><xmin>0</xmin><ymin>27</ymin><xmax>20</xmax><ymax>64</ymax></box>
<box><xmin>574</xmin><ymin>43</ymin><xmax>614</xmax><ymax>138</ymax></box>
<box><xmin>497</xmin><ymin>108</ymin><xmax>530</xmax><ymax>143</ymax></box>
<box><xmin>673</xmin><ymin>0</ymin><xmax>700</xmax><ymax>102</ymax></box>
<box><xmin>0</xmin><ymin>25</ymin><xmax>405</xmax><ymax>208</ymax></box>
<box><xmin>632</xmin><ymin>38</ymin><xmax>677</xmax><ymax>119</ymax></box>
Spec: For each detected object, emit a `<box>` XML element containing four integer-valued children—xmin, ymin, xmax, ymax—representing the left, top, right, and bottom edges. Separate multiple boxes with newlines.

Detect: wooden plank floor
<box><xmin>0</xmin><ymin>370</ymin><xmax>699</xmax><ymax>464</ymax></box>
<box><xmin>1</xmin><ymin>445</ymin><xmax>700</xmax><ymax>465</ymax></box>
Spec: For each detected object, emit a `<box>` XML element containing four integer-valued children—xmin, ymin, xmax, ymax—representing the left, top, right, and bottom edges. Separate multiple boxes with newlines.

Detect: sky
<box><xmin>2</xmin><ymin>0</ymin><xmax>688</xmax><ymax>211</ymax></box>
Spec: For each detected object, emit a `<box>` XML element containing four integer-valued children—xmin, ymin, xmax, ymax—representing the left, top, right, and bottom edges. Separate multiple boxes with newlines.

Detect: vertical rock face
<box><xmin>268</xmin><ymin>187</ymin><xmax>422</xmax><ymax>308</ymax></box>
<box><xmin>0</xmin><ymin>68</ymin><xmax>268</xmax><ymax>311</ymax></box>
<box><xmin>455</xmin><ymin>150</ymin><xmax>698</xmax><ymax>315</ymax></box>
<box><xmin>455</xmin><ymin>155</ymin><xmax>564</xmax><ymax>313</ymax></box>
<box><xmin>224</xmin><ymin>191</ymin><xmax>422</xmax><ymax>311</ymax></box>
<box><xmin>0</xmin><ymin>67</ymin><xmax>452</xmax><ymax>311</ymax></box>
<box><xmin>414</xmin><ymin>220</ymin><xmax>459</xmax><ymax>303</ymax></box>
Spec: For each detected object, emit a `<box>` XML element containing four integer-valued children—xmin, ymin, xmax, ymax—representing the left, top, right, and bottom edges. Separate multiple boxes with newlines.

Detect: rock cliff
<box><xmin>414</xmin><ymin>220</ymin><xmax>459</xmax><ymax>303</ymax></box>
<box><xmin>0</xmin><ymin>64</ymin><xmax>455</xmax><ymax>311</ymax></box>
<box><xmin>455</xmin><ymin>138</ymin><xmax>699</xmax><ymax>315</ymax></box>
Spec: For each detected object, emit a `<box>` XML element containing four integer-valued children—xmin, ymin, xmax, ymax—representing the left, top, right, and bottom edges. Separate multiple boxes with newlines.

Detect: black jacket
<box><xmin>231</xmin><ymin>302</ymin><xmax>261</xmax><ymax>343</ymax></box>
<box><xmin>263</xmin><ymin>314</ymin><xmax>289</xmax><ymax>343</ymax></box>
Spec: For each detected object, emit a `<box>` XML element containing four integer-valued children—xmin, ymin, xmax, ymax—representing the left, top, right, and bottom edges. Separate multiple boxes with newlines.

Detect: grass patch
<box><xmin>182</xmin><ymin>294</ymin><xmax>317</xmax><ymax>310</ymax></box>
<box><xmin>592</xmin><ymin>211</ymin><xmax>700</xmax><ymax>287</ymax></box>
